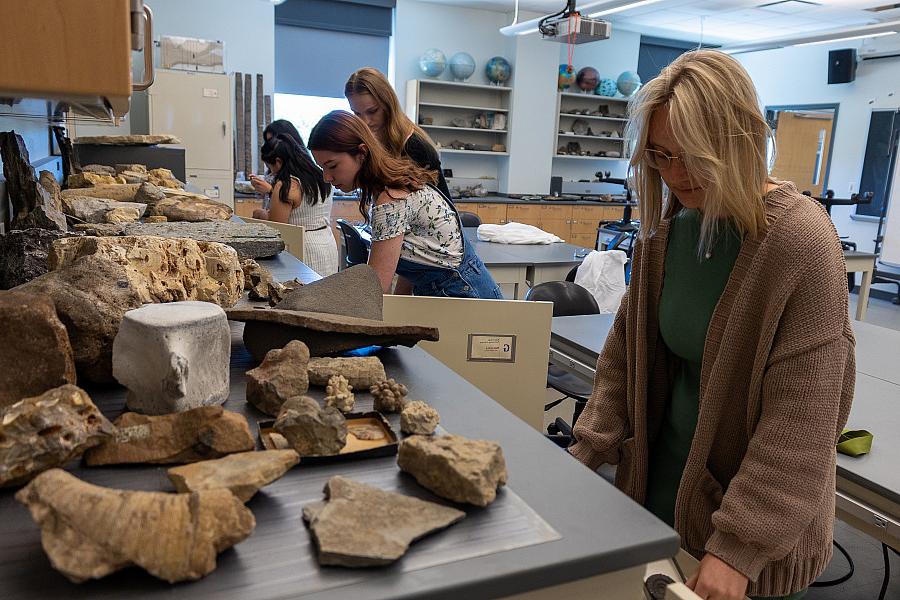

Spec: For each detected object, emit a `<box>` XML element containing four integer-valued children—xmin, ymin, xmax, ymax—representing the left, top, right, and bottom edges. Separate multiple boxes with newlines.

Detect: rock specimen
<box><xmin>113</xmin><ymin>302</ymin><xmax>231</xmax><ymax>415</ymax></box>
<box><xmin>67</xmin><ymin>172</ymin><xmax>125</xmax><ymax>187</ymax></box>
<box><xmin>82</xmin><ymin>164</ymin><xmax>116</xmax><ymax>176</ymax></box>
<box><xmin>123</xmin><ymin>221</ymin><xmax>284</xmax><ymax>258</ymax></box>
<box><xmin>60</xmin><ymin>183</ymin><xmax>142</xmax><ymax>202</ymax></box>
<box><xmin>370</xmin><ymin>378</ymin><xmax>408</xmax><ymax>413</ymax></box>
<box><xmin>400</xmin><ymin>401</ymin><xmax>440</xmax><ymax>435</ymax></box>
<box><xmin>349</xmin><ymin>424</ymin><xmax>385</xmax><ymax>440</ymax></box>
<box><xmin>0</xmin><ymin>291</ymin><xmax>77</xmax><ymax>408</ymax></box>
<box><xmin>277</xmin><ymin>264</ymin><xmax>384</xmax><ymax>320</ymax></box>
<box><xmin>60</xmin><ymin>195</ymin><xmax>147</xmax><ymax>224</ymax></box>
<box><xmin>245</xmin><ymin>340</ymin><xmax>310</xmax><ymax>416</ymax></box>
<box><xmin>72</xmin><ymin>223</ymin><xmax>124</xmax><ymax>236</ymax></box>
<box><xmin>0</xmin><ymin>228</ymin><xmax>79</xmax><ymax>289</ymax></box>
<box><xmin>148</xmin><ymin>167</ymin><xmax>184</xmax><ymax>189</ymax></box>
<box><xmin>0</xmin><ymin>131</ymin><xmax>68</xmax><ymax>231</ymax></box>
<box><xmin>74</xmin><ymin>134</ymin><xmax>182</xmax><ymax>145</ymax></box>
<box><xmin>273</xmin><ymin>396</ymin><xmax>346</xmax><ymax>457</ymax></box>
<box><xmin>15</xmin><ymin>469</ymin><xmax>254</xmax><ymax>583</ymax></box>
<box><xmin>38</xmin><ymin>170</ymin><xmax>63</xmax><ymax>212</ymax></box>
<box><xmin>167</xmin><ymin>449</ymin><xmax>299</xmax><ymax>502</ymax></box>
<box><xmin>266</xmin><ymin>277</ymin><xmax>301</xmax><ymax>306</ymax></box>
<box><xmin>307</xmin><ymin>356</ymin><xmax>386</xmax><ymax>389</ymax></box>
<box><xmin>14</xmin><ymin>256</ymin><xmax>143</xmax><ymax>383</ymax></box>
<box><xmin>397</xmin><ymin>434</ymin><xmax>508</xmax><ymax>507</ymax></box>
<box><xmin>324</xmin><ymin>375</ymin><xmax>354</xmax><ymax>413</ymax></box>
<box><xmin>145</xmin><ymin>215</ymin><xmax>168</xmax><ymax>223</ymax></box>
<box><xmin>146</xmin><ymin>191</ymin><xmax>233</xmax><ymax>222</ymax></box>
<box><xmin>0</xmin><ymin>385</ymin><xmax>114</xmax><ymax>487</ymax></box>
<box><xmin>241</xmin><ymin>258</ymin><xmax>279</xmax><ymax>300</ymax></box>
<box><xmin>84</xmin><ymin>406</ymin><xmax>254</xmax><ymax>466</ymax></box>
<box><xmin>302</xmin><ymin>476</ymin><xmax>465</xmax><ymax>567</ymax></box>
<box><xmin>49</xmin><ymin>235</ymin><xmax>244</xmax><ymax>307</ymax></box>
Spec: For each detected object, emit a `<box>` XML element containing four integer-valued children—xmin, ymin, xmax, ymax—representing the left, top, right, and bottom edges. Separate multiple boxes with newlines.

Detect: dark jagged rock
<box><xmin>0</xmin><ymin>131</ymin><xmax>67</xmax><ymax>231</ymax></box>
<box><xmin>0</xmin><ymin>229</ymin><xmax>80</xmax><ymax>289</ymax></box>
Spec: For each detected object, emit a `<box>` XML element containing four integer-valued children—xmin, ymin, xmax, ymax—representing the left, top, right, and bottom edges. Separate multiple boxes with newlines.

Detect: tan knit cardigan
<box><xmin>570</xmin><ymin>182</ymin><xmax>855</xmax><ymax>597</ymax></box>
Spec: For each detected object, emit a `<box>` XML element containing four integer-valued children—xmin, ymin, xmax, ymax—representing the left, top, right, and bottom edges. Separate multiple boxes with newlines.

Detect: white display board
<box><xmin>882</xmin><ymin>148</ymin><xmax>900</xmax><ymax>267</ymax></box>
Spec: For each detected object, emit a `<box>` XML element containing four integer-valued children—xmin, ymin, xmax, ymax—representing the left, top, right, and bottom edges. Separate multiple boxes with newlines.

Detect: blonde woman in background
<box><xmin>344</xmin><ymin>67</ymin><xmax>451</xmax><ymax>199</ymax></box>
<box><xmin>569</xmin><ymin>50</ymin><xmax>854</xmax><ymax>600</ymax></box>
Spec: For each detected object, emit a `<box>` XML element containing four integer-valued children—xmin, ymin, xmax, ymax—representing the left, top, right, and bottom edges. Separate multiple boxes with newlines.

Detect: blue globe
<box><xmin>419</xmin><ymin>48</ymin><xmax>446</xmax><ymax>78</ymax></box>
<box><xmin>449</xmin><ymin>52</ymin><xmax>476</xmax><ymax>81</ymax></box>
<box><xmin>485</xmin><ymin>56</ymin><xmax>512</xmax><ymax>84</ymax></box>
<box><xmin>617</xmin><ymin>71</ymin><xmax>642</xmax><ymax>97</ymax></box>
<box><xmin>595</xmin><ymin>78</ymin><xmax>617</xmax><ymax>97</ymax></box>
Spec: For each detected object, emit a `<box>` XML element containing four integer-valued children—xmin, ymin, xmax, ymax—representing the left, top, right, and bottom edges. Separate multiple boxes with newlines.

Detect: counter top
<box><xmin>330</xmin><ymin>194</ymin><xmax>631</xmax><ymax>207</ymax></box>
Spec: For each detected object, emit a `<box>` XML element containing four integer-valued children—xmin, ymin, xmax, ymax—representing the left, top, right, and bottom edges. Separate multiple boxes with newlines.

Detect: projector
<box><xmin>541</xmin><ymin>15</ymin><xmax>611</xmax><ymax>44</ymax></box>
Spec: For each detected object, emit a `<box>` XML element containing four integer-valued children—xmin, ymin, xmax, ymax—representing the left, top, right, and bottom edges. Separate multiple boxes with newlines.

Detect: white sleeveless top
<box><xmin>287</xmin><ymin>175</ymin><xmax>332</xmax><ymax>230</ymax></box>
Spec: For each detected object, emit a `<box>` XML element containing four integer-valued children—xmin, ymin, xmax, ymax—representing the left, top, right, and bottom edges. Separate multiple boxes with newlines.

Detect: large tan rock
<box><xmin>67</xmin><ymin>172</ymin><xmax>126</xmax><ymax>187</ymax></box>
<box><xmin>167</xmin><ymin>450</ymin><xmax>299</xmax><ymax>502</ymax></box>
<box><xmin>148</xmin><ymin>167</ymin><xmax>184</xmax><ymax>189</ymax></box>
<box><xmin>274</xmin><ymin>396</ymin><xmax>346</xmax><ymax>457</ymax></box>
<box><xmin>148</xmin><ymin>195</ymin><xmax>233</xmax><ymax>222</ymax></box>
<box><xmin>84</xmin><ymin>406</ymin><xmax>255</xmax><ymax>466</ymax></box>
<box><xmin>245</xmin><ymin>340</ymin><xmax>310</xmax><ymax>417</ymax></box>
<box><xmin>0</xmin><ymin>385</ymin><xmax>114</xmax><ymax>487</ymax></box>
<box><xmin>60</xmin><ymin>195</ymin><xmax>147</xmax><ymax>224</ymax></box>
<box><xmin>49</xmin><ymin>235</ymin><xmax>244</xmax><ymax>307</ymax></box>
<box><xmin>60</xmin><ymin>183</ymin><xmax>142</xmax><ymax>202</ymax></box>
<box><xmin>302</xmin><ymin>476</ymin><xmax>465</xmax><ymax>567</ymax></box>
<box><xmin>15</xmin><ymin>469</ymin><xmax>254</xmax><ymax>583</ymax></box>
<box><xmin>307</xmin><ymin>356</ymin><xmax>386</xmax><ymax>389</ymax></box>
<box><xmin>0</xmin><ymin>291</ymin><xmax>76</xmax><ymax>408</ymax></box>
<box><xmin>397</xmin><ymin>434</ymin><xmax>507</xmax><ymax>507</ymax></box>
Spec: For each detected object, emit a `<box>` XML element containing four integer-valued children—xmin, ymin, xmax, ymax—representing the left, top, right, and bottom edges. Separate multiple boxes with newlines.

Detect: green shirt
<box><xmin>644</xmin><ymin>208</ymin><xmax>742</xmax><ymax>528</ymax></box>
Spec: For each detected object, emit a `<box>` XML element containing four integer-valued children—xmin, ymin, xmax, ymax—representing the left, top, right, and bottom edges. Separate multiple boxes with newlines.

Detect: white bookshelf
<box><xmin>407</xmin><ymin>79</ymin><xmax>512</xmax><ymax>157</ymax></box>
<box><xmin>554</xmin><ymin>92</ymin><xmax>630</xmax><ymax>160</ymax></box>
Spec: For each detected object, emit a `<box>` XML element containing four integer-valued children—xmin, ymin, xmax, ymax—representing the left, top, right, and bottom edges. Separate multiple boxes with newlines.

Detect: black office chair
<box><xmin>525</xmin><ymin>281</ymin><xmax>600</xmax><ymax>448</ymax></box>
<box><xmin>336</xmin><ymin>219</ymin><xmax>369</xmax><ymax>269</ymax></box>
<box><xmin>458</xmin><ymin>211</ymin><xmax>482</xmax><ymax>227</ymax></box>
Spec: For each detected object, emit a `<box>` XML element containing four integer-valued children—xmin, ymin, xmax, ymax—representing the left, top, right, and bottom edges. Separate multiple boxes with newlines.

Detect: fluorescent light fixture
<box><xmin>588</xmin><ymin>0</ymin><xmax>664</xmax><ymax>17</ymax></box>
<box><xmin>500</xmin><ymin>0</ymin><xmax>662</xmax><ymax>36</ymax></box>
<box><xmin>795</xmin><ymin>30</ymin><xmax>897</xmax><ymax>46</ymax></box>
<box><xmin>720</xmin><ymin>19</ymin><xmax>900</xmax><ymax>54</ymax></box>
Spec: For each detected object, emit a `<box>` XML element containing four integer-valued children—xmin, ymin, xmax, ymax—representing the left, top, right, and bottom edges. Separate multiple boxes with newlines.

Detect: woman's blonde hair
<box><xmin>345</xmin><ymin>67</ymin><xmax>436</xmax><ymax>157</ymax></box>
<box><xmin>626</xmin><ymin>50</ymin><xmax>774</xmax><ymax>251</ymax></box>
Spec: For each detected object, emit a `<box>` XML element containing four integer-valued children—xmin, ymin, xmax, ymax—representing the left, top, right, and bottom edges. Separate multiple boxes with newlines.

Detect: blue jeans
<box><xmin>395</xmin><ymin>241</ymin><xmax>503</xmax><ymax>299</ymax></box>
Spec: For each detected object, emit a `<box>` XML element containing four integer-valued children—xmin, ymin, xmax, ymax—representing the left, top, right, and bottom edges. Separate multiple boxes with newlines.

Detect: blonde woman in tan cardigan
<box><xmin>569</xmin><ymin>50</ymin><xmax>855</xmax><ymax>600</ymax></box>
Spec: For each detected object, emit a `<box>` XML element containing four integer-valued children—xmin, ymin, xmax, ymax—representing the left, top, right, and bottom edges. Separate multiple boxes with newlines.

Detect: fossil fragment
<box><xmin>323</xmin><ymin>375</ymin><xmax>354</xmax><ymax>413</ymax></box>
<box><xmin>273</xmin><ymin>396</ymin><xmax>346</xmax><ymax>457</ymax></box>
<box><xmin>167</xmin><ymin>449</ymin><xmax>299</xmax><ymax>502</ymax></box>
<box><xmin>245</xmin><ymin>340</ymin><xmax>310</xmax><ymax>417</ymax></box>
<box><xmin>307</xmin><ymin>356</ymin><xmax>386</xmax><ymax>389</ymax></box>
<box><xmin>400</xmin><ymin>401</ymin><xmax>440</xmax><ymax>435</ymax></box>
<box><xmin>370</xmin><ymin>378</ymin><xmax>408</xmax><ymax>413</ymax></box>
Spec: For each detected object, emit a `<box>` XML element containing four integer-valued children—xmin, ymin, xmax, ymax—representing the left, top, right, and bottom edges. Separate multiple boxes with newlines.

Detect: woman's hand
<box><xmin>249</xmin><ymin>175</ymin><xmax>272</xmax><ymax>194</ymax></box>
<box><xmin>686</xmin><ymin>554</ymin><xmax>748</xmax><ymax>600</ymax></box>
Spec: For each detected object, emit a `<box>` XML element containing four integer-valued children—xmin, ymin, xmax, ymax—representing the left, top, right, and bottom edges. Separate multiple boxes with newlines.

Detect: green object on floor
<box><xmin>837</xmin><ymin>429</ymin><xmax>873</xmax><ymax>457</ymax></box>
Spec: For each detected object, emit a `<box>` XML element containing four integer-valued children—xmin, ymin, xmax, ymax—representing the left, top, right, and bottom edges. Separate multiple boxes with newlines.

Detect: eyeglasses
<box><xmin>643</xmin><ymin>148</ymin><xmax>683</xmax><ymax>171</ymax></box>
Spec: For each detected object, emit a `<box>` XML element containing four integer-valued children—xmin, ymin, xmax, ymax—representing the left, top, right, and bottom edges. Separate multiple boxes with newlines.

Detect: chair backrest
<box><xmin>458</xmin><ymin>210</ymin><xmax>482</xmax><ymax>227</ymax></box>
<box><xmin>525</xmin><ymin>281</ymin><xmax>600</xmax><ymax>317</ymax></box>
<box><xmin>336</xmin><ymin>219</ymin><xmax>369</xmax><ymax>267</ymax></box>
<box><xmin>565</xmin><ymin>265</ymin><xmax>578</xmax><ymax>282</ymax></box>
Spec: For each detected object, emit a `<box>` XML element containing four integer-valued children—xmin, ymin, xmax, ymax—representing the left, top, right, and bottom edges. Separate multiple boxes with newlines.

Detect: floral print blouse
<box><xmin>370</xmin><ymin>186</ymin><xmax>463</xmax><ymax>268</ymax></box>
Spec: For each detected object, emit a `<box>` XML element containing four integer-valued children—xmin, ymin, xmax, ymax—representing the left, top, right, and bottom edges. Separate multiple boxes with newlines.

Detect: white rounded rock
<box><xmin>113</xmin><ymin>301</ymin><xmax>231</xmax><ymax>415</ymax></box>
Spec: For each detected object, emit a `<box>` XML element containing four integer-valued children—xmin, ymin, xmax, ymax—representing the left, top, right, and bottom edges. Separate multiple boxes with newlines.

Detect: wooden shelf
<box><xmin>554</xmin><ymin>154</ymin><xmax>626</xmax><ymax>160</ymax></box>
<box><xmin>418</xmin><ymin>79</ymin><xmax>512</xmax><ymax>92</ymax></box>
<box><xmin>559</xmin><ymin>113</ymin><xmax>628</xmax><ymax>122</ymax></box>
<box><xmin>558</xmin><ymin>133</ymin><xmax>625</xmax><ymax>141</ymax></box>
<box><xmin>559</xmin><ymin>92</ymin><xmax>630</xmax><ymax>102</ymax></box>
<box><xmin>440</xmin><ymin>149</ymin><xmax>510</xmax><ymax>156</ymax></box>
<box><xmin>419</xmin><ymin>102</ymin><xmax>509</xmax><ymax>113</ymax></box>
<box><xmin>423</xmin><ymin>124</ymin><xmax>507</xmax><ymax>134</ymax></box>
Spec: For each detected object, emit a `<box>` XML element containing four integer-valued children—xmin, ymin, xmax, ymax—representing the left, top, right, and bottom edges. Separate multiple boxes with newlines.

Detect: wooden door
<box><xmin>476</xmin><ymin>203</ymin><xmax>508</xmax><ymax>224</ymax></box>
<box><xmin>507</xmin><ymin>204</ymin><xmax>541</xmax><ymax>227</ymax></box>
<box><xmin>771</xmin><ymin>111</ymin><xmax>833</xmax><ymax>195</ymax></box>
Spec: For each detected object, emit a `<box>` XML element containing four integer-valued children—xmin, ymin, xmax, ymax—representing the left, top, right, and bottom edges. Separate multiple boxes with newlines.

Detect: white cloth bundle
<box><xmin>574</xmin><ymin>250</ymin><xmax>628</xmax><ymax>313</ymax></box>
<box><xmin>476</xmin><ymin>222</ymin><xmax>563</xmax><ymax>245</ymax></box>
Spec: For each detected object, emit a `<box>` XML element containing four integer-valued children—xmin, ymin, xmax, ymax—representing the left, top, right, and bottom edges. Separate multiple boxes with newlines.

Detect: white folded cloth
<box><xmin>574</xmin><ymin>250</ymin><xmax>628</xmax><ymax>313</ymax></box>
<box><xmin>476</xmin><ymin>222</ymin><xmax>563</xmax><ymax>244</ymax></box>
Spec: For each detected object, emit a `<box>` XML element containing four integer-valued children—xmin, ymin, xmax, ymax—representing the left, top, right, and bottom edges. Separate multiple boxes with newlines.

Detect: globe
<box><xmin>419</xmin><ymin>48</ymin><xmax>446</xmax><ymax>78</ymax></box>
<box><xmin>485</xmin><ymin>56</ymin><xmax>512</xmax><ymax>84</ymax></box>
<box><xmin>449</xmin><ymin>52</ymin><xmax>476</xmax><ymax>81</ymax></box>
<box><xmin>575</xmin><ymin>67</ymin><xmax>600</xmax><ymax>92</ymax></box>
<box><xmin>595</xmin><ymin>77</ymin><xmax>617</xmax><ymax>98</ymax></box>
<box><xmin>617</xmin><ymin>71</ymin><xmax>642</xmax><ymax>97</ymax></box>
<box><xmin>558</xmin><ymin>64</ymin><xmax>575</xmax><ymax>91</ymax></box>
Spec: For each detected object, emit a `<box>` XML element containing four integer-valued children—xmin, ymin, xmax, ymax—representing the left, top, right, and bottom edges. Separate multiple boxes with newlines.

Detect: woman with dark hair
<box><xmin>257</xmin><ymin>133</ymin><xmax>339</xmax><ymax>276</ymax></box>
<box><xmin>344</xmin><ymin>68</ymin><xmax>450</xmax><ymax>198</ymax></box>
<box><xmin>249</xmin><ymin>119</ymin><xmax>306</xmax><ymax>196</ymax></box>
<box><xmin>308</xmin><ymin>110</ymin><xmax>501</xmax><ymax>298</ymax></box>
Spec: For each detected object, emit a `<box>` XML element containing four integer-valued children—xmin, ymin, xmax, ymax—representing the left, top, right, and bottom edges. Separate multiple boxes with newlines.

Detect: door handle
<box><xmin>222</xmin><ymin>121</ymin><xmax>226</xmax><ymax>136</ymax></box>
<box><xmin>132</xmin><ymin>4</ymin><xmax>155</xmax><ymax>91</ymax></box>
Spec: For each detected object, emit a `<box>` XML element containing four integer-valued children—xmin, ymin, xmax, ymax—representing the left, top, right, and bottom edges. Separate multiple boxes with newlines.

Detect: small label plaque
<box><xmin>467</xmin><ymin>334</ymin><xmax>516</xmax><ymax>363</ymax></box>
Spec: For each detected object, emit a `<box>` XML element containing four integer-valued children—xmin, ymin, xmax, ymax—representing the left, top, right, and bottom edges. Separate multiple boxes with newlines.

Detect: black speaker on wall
<box><xmin>828</xmin><ymin>48</ymin><xmax>857</xmax><ymax>84</ymax></box>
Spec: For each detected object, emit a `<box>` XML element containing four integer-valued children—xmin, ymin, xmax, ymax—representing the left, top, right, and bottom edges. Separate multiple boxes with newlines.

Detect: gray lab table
<box><xmin>0</xmin><ymin>252</ymin><xmax>679</xmax><ymax>600</ymax></box>
<box><xmin>549</xmin><ymin>313</ymin><xmax>900</xmax><ymax>552</ymax></box>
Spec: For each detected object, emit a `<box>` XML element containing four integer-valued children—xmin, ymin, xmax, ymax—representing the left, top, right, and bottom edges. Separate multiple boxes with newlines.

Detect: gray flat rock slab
<box><xmin>122</xmin><ymin>221</ymin><xmax>285</xmax><ymax>258</ymax></box>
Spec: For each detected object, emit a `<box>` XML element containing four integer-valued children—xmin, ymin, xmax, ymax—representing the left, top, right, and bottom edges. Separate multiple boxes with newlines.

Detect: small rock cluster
<box><xmin>324</xmin><ymin>375</ymin><xmax>354</xmax><ymax>413</ymax></box>
<box><xmin>370</xmin><ymin>378</ymin><xmax>408</xmax><ymax>413</ymax></box>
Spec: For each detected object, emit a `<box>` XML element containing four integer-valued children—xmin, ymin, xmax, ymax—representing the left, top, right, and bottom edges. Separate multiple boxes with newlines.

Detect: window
<box><xmin>273</xmin><ymin>93</ymin><xmax>350</xmax><ymax>146</ymax></box>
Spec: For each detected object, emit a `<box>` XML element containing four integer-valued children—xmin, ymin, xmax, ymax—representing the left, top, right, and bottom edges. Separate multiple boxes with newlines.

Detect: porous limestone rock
<box><xmin>67</xmin><ymin>172</ymin><xmax>126</xmax><ymax>187</ymax></box>
<box><xmin>370</xmin><ymin>378</ymin><xmax>408</xmax><ymax>413</ymax></box>
<box><xmin>72</xmin><ymin>223</ymin><xmax>124</xmax><ymax>236</ymax></box>
<box><xmin>148</xmin><ymin>167</ymin><xmax>184</xmax><ymax>189</ymax></box>
<box><xmin>60</xmin><ymin>195</ymin><xmax>147</xmax><ymax>224</ymax></box>
<box><xmin>307</xmin><ymin>356</ymin><xmax>386</xmax><ymax>389</ymax></box>
<box><xmin>49</xmin><ymin>235</ymin><xmax>244</xmax><ymax>307</ymax></box>
<box><xmin>167</xmin><ymin>449</ymin><xmax>299</xmax><ymax>502</ymax></box>
<box><xmin>15</xmin><ymin>469</ymin><xmax>254</xmax><ymax>583</ymax></box>
<box><xmin>397</xmin><ymin>434</ymin><xmax>508</xmax><ymax>506</ymax></box>
<box><xmin>0</xmin><ymin>291</ymin><xmax>76</xmax><ymax>408</ymax></box>
<box><xmin>400</xmin><ymin>401</ymin><xmax>440</xmax><ymax>436</ymax></box>
<box><xmin>0</xmin><ymin>228</ymin><xmax>79</xmax><ymax>289</ymax></box>
<box><xmin>245</xmin><ymin>340</ymin><xmax>310</xmax><ymax>417</ymax></box>
<box><xmin>113</xmin><ymin>302</ymin><xmax>230</xmax><ymax>415</ymax></box>
<box><xmin>84</xmin><ymin>406</ymin><xmax>254</xmax><ymax>465</ymax></box>
<box><xmin>302</xmin><ymin>476</ymin><xmax>465</xmax><ymax>567</ymax></box>
<box><xmin>0</xmin><ymin>385</ymin><xmax>114</xmax><ymax>487</ymax></box>
<box><xmin>104</xmin><ymin>205</ymin><xmax>143</xmax><ymax>223</ymax></box>
<box><xmin>60</xmin><ymin>183</ymin><xmax>142</xmax><ymax>202</ymax></box>
<box><xmin>324</xmin><ymin>375</ymin><xmax>354</xmax><ymax>413</ymax></box>
<box><xmin>274</xmin><ymin>396</ymin><xmax>346</xmax><ymax>457</ymax></box>
<box><xmin>123</xmin><ymin>221</ymin><xmax>284</xmax><ymax>258</ymax></box>
<box><xmin>14</xmin><ymin>256</ymin><xmax>143</xmax><ymax>383</ymax></box>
